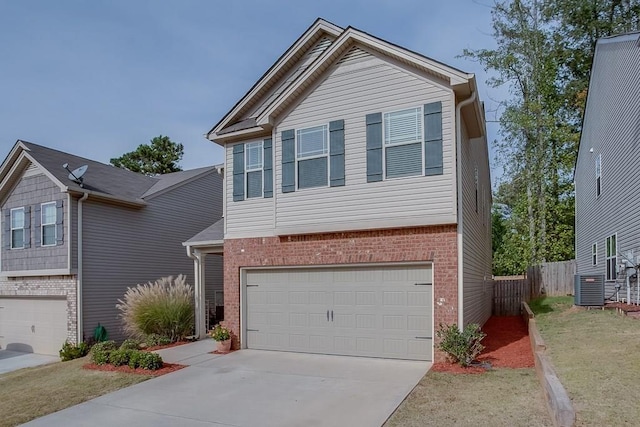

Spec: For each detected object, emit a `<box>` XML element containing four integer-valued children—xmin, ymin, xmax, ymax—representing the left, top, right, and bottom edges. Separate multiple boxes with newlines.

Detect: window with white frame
<box><xmin>383</xmin><ymin>107</ymin><xmax>423</xmax><ymax>179</ymax></box>
<box><xmin>296</xmin><ymin>124</ymin><xmax>328</xmax><ymax>189</ymax></box>
<box><xmin>41</xmin><ymin>202</ymin><xmax>57</xmax><ymax>246</ymax></box>
<box><xmin>245</xmin><ymin>142</ymin><xmax>263</xmax><ymax>198</ymax></box>
<box><xmin>10</xmin><ymin>207</ymin><xmax>25</xmax><ymax>249</ymax></box>
<box><xmin>606</xmin><ymin>234</ymin><xmax>617</xmax><ymax>280</ymax></box>
<box><xmin>592</xmin><ymin>242</ymin><xmax>597</xmax><ymax>266</ymax></box>
<box><xmin>595</xmin><ymin>154</ymin><xmax>601</xmax><ymax>197</ymax></box>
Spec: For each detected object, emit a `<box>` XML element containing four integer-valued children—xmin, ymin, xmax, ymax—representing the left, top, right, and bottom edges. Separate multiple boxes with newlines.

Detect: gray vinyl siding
<box><xmin>224</xmin><ymin>47</ymin><xmax>456</xmax><ymax>238</ymax></box>
<box><xmin>460</xmin><ymin>122</ymin><xmax>493</xmax><ymax>326</ymax></box>
<box><xmin>81</xmin><ymin>171</ymin><xmax>223</xmax><ymax>342</ymax></box>
<box><xmin>1</xmin><ymin>172</ymin><xmax>67</xmax><ymax>272</ymax></box>
<box><xmin>575</xmin><ymin>35</ymin><xmax>640</xmax><ymax>300</ymax></box>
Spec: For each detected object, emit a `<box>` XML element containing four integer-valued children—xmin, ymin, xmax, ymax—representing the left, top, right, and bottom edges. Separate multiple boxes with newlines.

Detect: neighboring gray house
<box><xmin>575</xmin><ymin>32</ymin><xmax>640</xmax><ymax>302</ymax></box>
<box><xmin>186</xmin><ymin>19</ymin><xmax>492</xmax><ymax>363</ymax></box>
<box><xmin>0</xmin><ymin>141</ymin><xmax>223</xmax><ymax>355</ymax></box>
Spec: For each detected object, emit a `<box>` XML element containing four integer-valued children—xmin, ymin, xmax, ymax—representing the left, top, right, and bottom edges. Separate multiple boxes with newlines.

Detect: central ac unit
<box><xmin>574</xmin><ymin>274</ymin><xmax>605</xmax><ymax>306</ymax></box>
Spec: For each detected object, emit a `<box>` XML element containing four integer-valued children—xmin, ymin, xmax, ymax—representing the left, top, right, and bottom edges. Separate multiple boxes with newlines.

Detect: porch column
<box><xmin>194</xmin><ymin>250</ymin><xmax>207</xmax><ymax>338</ymax></box>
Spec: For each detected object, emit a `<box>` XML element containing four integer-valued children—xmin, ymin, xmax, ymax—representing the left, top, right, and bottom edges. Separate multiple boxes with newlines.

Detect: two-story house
<box><xmin>0</xmin><ymin>141</ymin><xmax>223</xmax><ymax>355</ymax></box>
<box><xmin>575</xmin><ymin>32</ymin><xmax>640</xmax><ymax>302</ymax></box>
<box><xmin>186</xmin><ymin>19</ymin><xmax>492</xmax><ymax>362</ymax></box>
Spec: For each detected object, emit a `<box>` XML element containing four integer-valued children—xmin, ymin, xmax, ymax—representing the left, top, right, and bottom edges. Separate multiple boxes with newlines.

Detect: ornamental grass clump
<box><xmin>436</xmin><ymin>323</ymin><xmax>486</xmax><ymax>367</ymax></box>
<box><xmin>116</xmin><ymin>275</ymin><xmax>194</xmax><ymax>343</ymax></box>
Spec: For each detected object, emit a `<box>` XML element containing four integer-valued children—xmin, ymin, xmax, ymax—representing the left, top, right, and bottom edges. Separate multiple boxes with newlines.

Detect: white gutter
<box><xmin>76</xmin><ymin>192</ymin><xmax>89</xmax><ymax>343</ymax></box>
<box><xmin>455</xmin><ymin>90</ymin><xmax>477</xmax><ymax>330</ymax></box>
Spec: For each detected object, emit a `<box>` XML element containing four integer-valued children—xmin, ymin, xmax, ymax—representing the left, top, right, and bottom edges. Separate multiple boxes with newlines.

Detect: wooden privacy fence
<box><xmin>493</xmin><ymin>277</ymin><xmax>531</xmax><ymax>316</ymax></box>
<box><xmin>527</xmin><ymin>260</ymin><xmax>576</xmax><ymax>297</ymax></box>
<box><xmin>493</xmin><ymin>259</ymin><xmax>576</xmax><ymax>316</ymax></box>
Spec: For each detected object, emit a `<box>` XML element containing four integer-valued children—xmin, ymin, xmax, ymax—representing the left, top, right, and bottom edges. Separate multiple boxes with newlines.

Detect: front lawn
<box><xmin>385</xmin><ymin>368</ymin><xmax>551</xmax><ymax>426</ymax></box>
<box><xmin>531</xmin><ymin>296</ymin><xmax>640</xmax><ymax>426</ymax></box>
<box><xmin>0</xmin><ymin>357</ymin><xmax>152</xmax><ymax>427</ymax></box>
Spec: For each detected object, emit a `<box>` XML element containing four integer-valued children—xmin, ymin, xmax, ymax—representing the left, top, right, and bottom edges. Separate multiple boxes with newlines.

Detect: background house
<box><xmin>190</xmin><ymin>19</ymin><xmax>492</xmax><ymax>362</ymax></box>
<box><xmin>575</xmin><ymin>32</ymin><xmax>640</xmax><ymax>302</ymax></box>
<box><xmin>0</xmin><ymin>141</ymin><xmax>223</xmax><ymax>355</ymax></box>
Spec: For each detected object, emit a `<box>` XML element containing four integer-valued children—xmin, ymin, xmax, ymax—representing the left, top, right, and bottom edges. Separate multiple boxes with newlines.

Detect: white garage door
<box><xmin>245</xmin><ymin>264</ymin><xmax>432</xmax><ymax>361</ymax></box>
<box><xmin>0</xmin><ymin>297</ymin><xmax>68</xmax><ymax>356</ymax></box>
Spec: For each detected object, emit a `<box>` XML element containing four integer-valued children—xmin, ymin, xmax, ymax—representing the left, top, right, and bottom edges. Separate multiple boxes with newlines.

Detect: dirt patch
<box><xmin>83</xmin><ymin>362</ymin><xmax>186</xmax><ymax>376</ymax></box>
<box><xmin>435</xmin><ymin>315</ymin><xmax>534</xmax><ymax>373</ymax></box>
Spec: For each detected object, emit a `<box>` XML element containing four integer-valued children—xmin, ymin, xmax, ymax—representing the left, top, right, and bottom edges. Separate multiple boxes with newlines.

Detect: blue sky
<box><xmin>0</xmin><ymin>1</ymin><xmax>503</xmax><ymax>181</ymax></box>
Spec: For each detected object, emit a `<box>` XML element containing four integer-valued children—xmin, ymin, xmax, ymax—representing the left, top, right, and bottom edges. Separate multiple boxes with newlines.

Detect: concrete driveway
<box><xmin>0</xmin><ymin>350</ymin><xmax>58</xmax><ymax>375</ymax></box>
<box><xmin>24</xmin><ymin>349</ymin><xmax>430</xmax><ymax>427</ymax></box>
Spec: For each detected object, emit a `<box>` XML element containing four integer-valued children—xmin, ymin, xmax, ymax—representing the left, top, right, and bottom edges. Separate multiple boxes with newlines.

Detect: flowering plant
<box><xmin>209</xmin><ymin>324</ymin><xmax>231</xmax><ymax>342</ymax></box>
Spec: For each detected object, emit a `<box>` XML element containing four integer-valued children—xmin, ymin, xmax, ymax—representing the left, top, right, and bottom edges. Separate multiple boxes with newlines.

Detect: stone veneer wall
<box><xmin>0</xmin><ymin>275</ymin><xmax>78</xmax><ymax>343</ymax></box>
<box><xmin>223</xmin><ymin>225</ymin><xmax>458</xmax><ymax>362</ymax></box>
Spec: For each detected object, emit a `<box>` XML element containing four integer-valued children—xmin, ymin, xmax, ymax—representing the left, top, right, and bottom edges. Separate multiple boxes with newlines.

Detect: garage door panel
<box><xmin>0</xmin><ymin>297</ymin><xmax>67</xmax><ymax>356</ymax></box>
<box><xmin>245</xmin><ymin>265</ymin><xmax>433</xmax><ymax>361</ymax></box>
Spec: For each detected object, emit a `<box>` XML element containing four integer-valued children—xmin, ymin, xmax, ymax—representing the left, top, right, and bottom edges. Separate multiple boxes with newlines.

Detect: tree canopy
<box><xmin>467</xmin><ymin>0</ymin><xmax>640</xmax><ymax>275</ymax></box>
<box><xmin>110</xmin><ymin>135</ymin><xmax>184</xmax><ymax>176</ymax></box>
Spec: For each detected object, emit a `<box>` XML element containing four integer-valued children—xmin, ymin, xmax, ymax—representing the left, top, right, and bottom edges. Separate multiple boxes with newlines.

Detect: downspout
<box><xmin>77</xmin><ymin>192</ymin><xmax>89</xmax><ymax>343</ymax></box>
<box><xmin>455</xmin><ymin>89</ymin><xmax>477</xmax><ymax>330</ymax></box>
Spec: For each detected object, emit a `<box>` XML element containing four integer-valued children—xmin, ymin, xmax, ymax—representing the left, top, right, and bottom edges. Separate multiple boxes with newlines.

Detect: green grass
<box><xmin>385</xmin><ymin>369</ymin><xmax>551</xmax><ymax>427</ymax></box>
<box><xmin>530</xmin><ymin>296</ymin><xmax>640</xmax><ymax>426</ymax></box>
<box><xmin>0</xmin><ymin>357</ymin><xmax>152</xmax><ymax>427</ymax></box>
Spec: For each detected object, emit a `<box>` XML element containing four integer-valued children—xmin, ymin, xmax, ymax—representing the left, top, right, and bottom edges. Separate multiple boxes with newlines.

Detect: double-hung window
<box><xmin>296</xmin><ymin>124</ymin><xmax>328</xmax><ymax>189</ymax></box>
<box><xmin>10</xmin><ymin>207</ymin><xmax>25</xmax><ymax>249</ymax></box>
<box><xmin>383</xmin><ymin>107</ymin><xmax>423</xmax><ymax>179</ymax></box>
<box><xmin>592</xmin><ymin>243</ymin><xmax>598</xmax><ymax>266</ymax></box>
<box><xmin>606</xmin><ymin>234</ymin><xmax>617</xmax><ymax>280</ymax></box>
<box><xmin>41</xmin><ymin>202</ymin><xmax>57</xmax><ymax>246</ymax></box>
<box><xmin>595</xmin><ymin>154</ymin><xmax>601</xmax><ymax>197</ymax></box>
<box><xmin>245</xmin><ymin>142</ymin><xmax>263</xmax><ymax>198</ymax></box>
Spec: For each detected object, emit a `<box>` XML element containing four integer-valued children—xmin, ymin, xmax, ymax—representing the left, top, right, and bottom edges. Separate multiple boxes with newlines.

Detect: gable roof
<box><xmin>0</xmin><ymin>140</ymin><xmax>217</xmax><ymax>206</ymax></box>
<box><xmin>207</xmin><ymin>18</ymin><xmax>481</xmax><ymax>144</ymax></box>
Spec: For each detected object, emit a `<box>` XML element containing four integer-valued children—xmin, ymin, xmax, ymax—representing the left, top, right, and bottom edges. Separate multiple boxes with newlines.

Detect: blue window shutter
<box><xmin>424</xmin><ymin>101</ymin><xmax>443</xmax><ymax>176</ymax></box>
<box><xmin>281</xmin><ymin>130</ymin><xmax>295</xmax><ymax>193</ymax></box>
<box><xmin>232</xmin><ymin>144</ymin><xmax>245</xmax><ymax>201</ymax></box>
<box><xmin>329</xmin><ymin>120</ymin><xmax>345</xmax><ymax>187</ymax></box>
<box><xmin>23</xmin><ymin>206</ymin><xmax>31</xmax><ymax>248</ymax></box>
<box><xmin>366</xmin><ymin>113</ymin><xmax>383</xmax><ymax>182</ymax></box>
<box><xmin>3</xmin><ymin>209</ymin><xmax>9</xmax><ymax>249</ymax></box>
<box><xmin>263</xmin><ymin>138</ymin><xmax>273</xmax><ymax>198</ymax></box>
<box><xmin>56</xmin><ymin>200</ymin><xmax>64</xmax><ymax>244</ymax></box>
<box><xmin>34</xmin><ymin>205</ymin><xmax>41</xmax><ymax>246</ymax></box>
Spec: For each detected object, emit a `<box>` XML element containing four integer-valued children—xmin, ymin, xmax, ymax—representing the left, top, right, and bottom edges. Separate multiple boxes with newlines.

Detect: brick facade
<box><xmin>223</xmin><ymin>225</ymin><xmax>458</xmax><ymax>362</ymax></box>
<box><xmin>0</xmin><ymin>275</ymin><xmax>78</xmax><ymax>343</ymax></box>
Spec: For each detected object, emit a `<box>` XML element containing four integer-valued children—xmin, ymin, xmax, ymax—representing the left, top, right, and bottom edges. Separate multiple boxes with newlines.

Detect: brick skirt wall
<box><xmin>223</xmin><ymin>225</ymin><xmax>458</xmax><ymax>362</ymax></box>
<box><xmin>0</xmin><ymin>275</ymin><xmax>78</xmax><ymax>343</ymax></box>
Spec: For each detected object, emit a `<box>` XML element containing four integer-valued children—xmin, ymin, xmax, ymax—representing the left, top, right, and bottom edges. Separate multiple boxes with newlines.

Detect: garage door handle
<box><xmin>327</xmin><ymin>310</ymin><xmax>329</xmax><ymax>321</ymax></box>
<box><xmin>415</xmin><ymin>336</ymin><xmax>432</xmax><ymax>340</ymax></box>
<box><xmin>331</xmin><ymin>310</ymin><xmax>334</xmax><ymax>322</ymax></box>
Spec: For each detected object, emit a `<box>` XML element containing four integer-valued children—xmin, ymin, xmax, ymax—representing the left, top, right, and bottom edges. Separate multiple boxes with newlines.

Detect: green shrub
<box><xmin>59</xmin><ymin>341</ymin><xmax>90</xmax><ymax>361</ymax></box>
<box><xmin>90</xmin><ymin>340</ymin><xmax>117</xmax><ymax>365</ymax></box>
<box><xmin>109</xmin><ymin>349</ymin><xmax>132</xmax><ymax>367</ymax></box>
<box><xmin>116</xmin><ymin>275</ymin><xmax>194</xmax><ymax>343</ymax></box>
<box><xmin>128</xmin><ymin>350</ymin><xmax>143</xmax><ymax>369</ymax></box>
<box><xmin>436</xmin><ymin>323</ymin><xmax>486</xmax><ymax>367</ymax></box>
<box><xmin>138</xmin><ymin>352</ymin><xmax>163</xmax><ymax>370</ymax></box>
<box><xmin>144</xmin><ymin>333</ymin><xmax>172</xmax><ymax>347</ymax></box>
<box><xmin>120</xmin><ymin>339</ymin><xmax>141</xmax><ymax>351</ymax></box>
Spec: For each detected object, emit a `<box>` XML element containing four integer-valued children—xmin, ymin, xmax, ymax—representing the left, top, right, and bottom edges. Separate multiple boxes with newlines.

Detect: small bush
<box><xmin>109</xmin><ymin>349</ymin><xmax>132</xmax><ymax>367</ymax></box>
<box><xmin>59</xmin><ymin>341</ymin><xmax>90</xmax><ymax>361</ymax></box>
<box><xmin>120</xmin><ymin>339</ymin><xmax>141</xmax><ymax>351</ymax></box>
<box><xmin>138</xmin><ymin>352</ymin><xmax>163</xmax><ymax>370</ymax></box>
<box><xmin>436</xmin><ymin>323</ymin><xmax>486</xmax><ymax>367</ymax></box>
<box><xmin>144</xmin><ymin>333</ymin><xmax>172</xmax><ymax>347</ymax></box>
<box><xmin>128</xmin><ymin>350</ymin><xmax>143</xmax><ymax>369</ymax></box>
<box><xmin>116</xmin><ymin>275</ymin><xmax>194</xmax><ymax>343</ymax></box>
<box><xmin>209</xmin><ymin>324</ymin><xmax>230</xmax><ymax>342</ymax></box>
<box><xmin>90</xmin><ymin>340</ymin><xmax>117</xmax><ymax>365</ymax></box>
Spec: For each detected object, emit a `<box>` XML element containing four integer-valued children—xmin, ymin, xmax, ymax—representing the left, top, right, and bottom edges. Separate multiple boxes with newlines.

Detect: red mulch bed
<box><xmin>144</xmin><ymin>341</ymin><xmax>190</xmax><ymax>351</ymax></box>
<box><xmin>433</xmin><ymin>315</ymin><xmax>534</xmax><ymax>374</ymax></box>
<box><xmin>83</xmin><ymin>362</ymin><xmax>186</xmax><ymax>376</ymax></box>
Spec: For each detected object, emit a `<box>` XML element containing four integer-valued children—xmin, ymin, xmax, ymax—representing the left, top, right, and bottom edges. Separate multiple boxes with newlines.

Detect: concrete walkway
<box><xmin>0</xmin><ymin>350</ymin><xmax>59</xmax><ymax>375</ymax></box>
<box><xmin>25</xmin><ymin>342</ymin><xmax>430</xmax><ymax>427</ymax></box>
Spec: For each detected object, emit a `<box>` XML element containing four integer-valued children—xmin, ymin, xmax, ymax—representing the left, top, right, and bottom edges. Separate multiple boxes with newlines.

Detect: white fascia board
<box><xmin>209</xmin><ymin>20</ymin><xmax>343</xmax><ymax>137</ymax></box>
